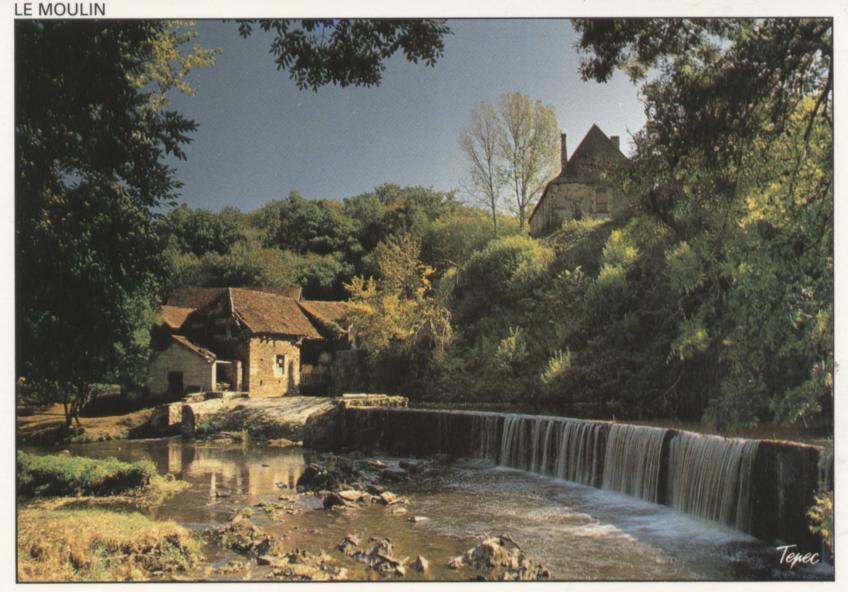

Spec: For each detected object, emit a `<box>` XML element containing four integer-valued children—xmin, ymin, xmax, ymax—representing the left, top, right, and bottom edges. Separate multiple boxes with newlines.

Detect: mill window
<box><xmin>596</xmin><ymin>193</ymin><xmax>609</xmax><ymax>213</ymax></box>
<box><xmin>273</xmin><ymin>354</ymin><xmax>287</xmax><ymax>378</ymax></box>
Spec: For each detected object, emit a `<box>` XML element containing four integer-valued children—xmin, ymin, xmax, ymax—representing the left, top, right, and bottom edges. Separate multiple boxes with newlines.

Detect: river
<box><xmin>26</xmin><ymin>438</ymin><xmax>833</xmax><ymax>581</ymax></box>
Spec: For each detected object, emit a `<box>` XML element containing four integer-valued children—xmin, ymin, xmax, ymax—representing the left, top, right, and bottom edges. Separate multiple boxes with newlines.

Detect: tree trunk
<box><xmin>62</xmin><ymin>397</ymin><xmax>72</xmax><ymax>429</ymax></box>
<box><xmin>68</xmin><ymin>383</ymin><xmax>89</xmax><ymax>430</ymax></box>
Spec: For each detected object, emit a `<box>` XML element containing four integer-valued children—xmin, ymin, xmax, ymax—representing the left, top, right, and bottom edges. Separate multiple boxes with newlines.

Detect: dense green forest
<box><xmin>17</xmin><ymin>19</ymin><xmax>832</xmax><ymax>433</ymax></box>
<box><xmin>156</xmin><ymin>144</ymin><xmax>832</xmax><ymax>431</ymax></box>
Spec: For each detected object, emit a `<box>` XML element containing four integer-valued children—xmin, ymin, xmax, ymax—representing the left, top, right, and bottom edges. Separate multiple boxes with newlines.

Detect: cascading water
<box><xmin>666</xmin><ymin>432</ymin><xmax>760</xmax><ymax>532</ymax></box>
<box><xmin>469</xmin><ymin>412</ymin><xmax>762</xmax><ymax>535</ymax></box>
<box><xmin>601</xmin><ymin>424</ymin><xmax>667</xmax><ymax>503</ymax></box>
<box><xmin>495</xmin><ymin>415</ymin><xmax>607</xmax><ymax>486</ymax></box>
<box><xmin>553</xmin><ymin>419</ymin><xmax>606</xmax><ymax>486</ymax></box>
<box><xmin>469</xmin><ymin>413</ymin><xmax>501</xmax><ymax>462</ymax></box>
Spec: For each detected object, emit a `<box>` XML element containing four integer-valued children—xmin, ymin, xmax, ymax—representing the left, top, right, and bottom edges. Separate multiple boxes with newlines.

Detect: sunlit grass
<box><xmin>17</xmin><ymin>508</ymin><xmax>202</xmax><ymax>581</ymax></box>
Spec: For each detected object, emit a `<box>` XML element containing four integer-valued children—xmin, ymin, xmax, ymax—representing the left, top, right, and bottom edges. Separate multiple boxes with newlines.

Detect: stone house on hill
<box><xmin>528</xmin><ymin>124</ymin><xmax>630</xmax><ymax>237</ymax></box>
<box><xmin>147</xmin><ymin>287</ymin><xmax>347</xmax><ymax>399</ymax></box>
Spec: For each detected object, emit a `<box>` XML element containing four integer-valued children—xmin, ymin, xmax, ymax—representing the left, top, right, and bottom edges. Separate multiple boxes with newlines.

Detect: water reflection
<box><xmin>40</xmin><ymin>439</ymin><xmax>831</xmax><ymax>581</ymax></box>
<box><xmin>172</xmin><ymin>442</ymin><xmax>302</xmax><ymax>498</ymax></box>
<box><xmin>56</xmin><ymin>438</ymin><xmax>306</xmax><ymax>525</ymax></box>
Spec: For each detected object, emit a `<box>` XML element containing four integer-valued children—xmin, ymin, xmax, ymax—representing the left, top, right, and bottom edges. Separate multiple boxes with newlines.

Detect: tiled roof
<box><xmin>166</xmin><ymin>285</ymin><xmax>302</xmax><ymax>309</ymax></box>
<box><xmin>260</xmin><ymin>286</ymin><xmax>303</xmax><ymax>300</ymax></box>
<box><xmin>160</xmin><ymin>305</ymin><xmax>194</xmax><ymax>329</ymax></box>
<box><xmin>297</xmin><ymin>300</ymin><xmax>349</xmax><ymax>326</ymax></box>
<box><xmin>170</xmin><ymin>334</ymin><xmax>216</xmax><ymax>360</ymax></box>
<box><xmin>229</xmin><ymin>288</ymin><xmax>323</xmax><ymax>339</ymax></box>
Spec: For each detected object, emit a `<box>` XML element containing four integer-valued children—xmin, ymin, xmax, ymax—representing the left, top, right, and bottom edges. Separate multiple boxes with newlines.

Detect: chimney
<box><xmin>560</xmin><ymin>132</ymin><xmax>568</xmax><ymax>171</ymax></box>
<box><xmin>610</xmin><ymin>135</ymin><xmax>620</xmax><ymax>150</ymax></box>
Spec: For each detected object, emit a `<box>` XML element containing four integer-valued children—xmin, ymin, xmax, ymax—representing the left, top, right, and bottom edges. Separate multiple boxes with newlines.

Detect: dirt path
<box><xmin>17</xmin><ymin>404</ymin><xmax>154</xmax><ymax>445</ymax></box>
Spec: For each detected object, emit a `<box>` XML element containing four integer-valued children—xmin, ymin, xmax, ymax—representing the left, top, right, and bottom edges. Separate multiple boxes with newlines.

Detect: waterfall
<box><xmin>334</xmin><ymin>407</ymin><xmax>818</xmax><ymax>543</ymax></box>
<box><xmin>469</xmin><ymin>413</ymin><xmax>501</xmax><ymax>462</ymax></box>
<box><xmin>553</xmin><ymin>420</ymin><xmax>606</xmax><ymax>486</ymax></box>
<box><xmin>495</xmin><ymin>415</ymin><xmax>606</xmax><ymax>486</ymax></box>
<box><xmin>468</xmin><ymin>412</ymin><xmax>762</xmax><ymax>535</ymax></box>
<box><xmin>666</xmin><ymin>432</ymin><xmax>760</xmax><ymax>530</ymax></box>
<box><xmin>602</xmin><ymin>424</ymin><xmax>667</xmax><ymax>503</ymax></box>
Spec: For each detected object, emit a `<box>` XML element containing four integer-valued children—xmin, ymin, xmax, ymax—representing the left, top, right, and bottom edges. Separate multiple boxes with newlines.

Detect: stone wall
<box><xmin>305</xmin><ymin>406</ymin><xmax>824</xmax><ymax>547</ymax></box>
<box><xmin>147</xmin><ymin>342</ymin><xmax>215</xmax><ymax>399</ymax></box>
<box><xmin>750</xmin><ymin>440</ymin><xmax>821</xmax><ymax>546</ymax></box>
<box><xmin>529</xmin><ymin>182</ymin><xmax>624</xmax><ymax>236</ymax></box>
<box><xmin>247</xmin><ymin>336</ymin><xmax>301</xmax><ymax>396</ymax></box>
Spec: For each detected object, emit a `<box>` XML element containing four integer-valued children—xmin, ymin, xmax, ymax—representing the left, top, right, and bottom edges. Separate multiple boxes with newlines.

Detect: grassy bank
<box><xmin>17</xmin><ymin>508</ymin><xmax>202</xmax><ymax>581</ymax></box>
<box><xmin>17</xmin><ymin>452</ymin><xmax>154</xmax><ymax>498</ymax></box>
<box><xmin>17</xmin><ymin>451</ymin><xmax>190</xmax><ymax>504</ymax></box>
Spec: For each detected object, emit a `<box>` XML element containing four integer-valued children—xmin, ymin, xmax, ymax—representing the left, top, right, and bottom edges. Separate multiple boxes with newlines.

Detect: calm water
<box><xmin>26</xmin><ymin>438</ymin><xmax>833</xmax><ymax>581</ymax></box>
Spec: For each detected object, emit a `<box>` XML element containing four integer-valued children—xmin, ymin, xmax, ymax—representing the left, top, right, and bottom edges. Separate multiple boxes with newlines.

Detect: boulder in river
<box><xmin>337</xmin><ymin>534</ymin><xmax>361</xmax><ymax>555</ymax></box>
<box><xmin>269</xmin><ymin>548</ymin><xmax>347</xmax><ymax>581</ymax></box>
<box><xmin>322</xmin><ymin>492</ymin><xmax>347</xmax><ymax>510</ymax></box>
<box><xmin>215</xmin><ymin>559</ymin><xmax>252</xmax><ymax>577</ymax></box>
<box><xmin>212</xmin><ymin>514</ymin><xmax>279</xmax><ymax>557</ymax></box>
<box><xmin>297</xmin><ymin>464</ymin><xmax>340</xmax><ymax>492</ymax></box>
<box><xmin>413</xmin><ymin>555</ymin><xmax>430</xmax><ymax>573</ymax></box>
<box><xmin>336</xmin><ymin>489</ymin><xmax>369</xmax><ymax>503</ymax></box>
<box><xmin>337</xmin><ymin>536</ymin><xmax>407</xmax><ymax>577</ymax></box>
<box><xmin>378</xmin><ymin>491</ymin><xmax>406</xmax><ymax>505</ymax></box>
<box><xmin>450</xmin><ymin>534</ymin><xmax>551</xmax><ymax>580</ymax></box>
<box><xmin>366</xmin><ymin>483</ymin><xmax>385</xmax><ymax>495</ymax></box>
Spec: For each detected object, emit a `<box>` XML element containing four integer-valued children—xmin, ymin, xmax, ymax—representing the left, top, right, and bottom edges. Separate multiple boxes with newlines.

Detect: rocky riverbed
<box><xmin>19</xmin><ymin>437</ymin><xmax>834</xmax><ymax>581</ymax></box>
<box><xmin>199</xmin><ymin>449</ymin><xmax>552</xmax><ymax>580</ymax></box>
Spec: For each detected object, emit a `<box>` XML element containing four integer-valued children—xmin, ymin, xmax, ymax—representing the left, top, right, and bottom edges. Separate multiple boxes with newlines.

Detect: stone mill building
<box><xmin>147</xmin><ymin>287</ymin><xmax>348</xmax><ymax>400</ymax></box>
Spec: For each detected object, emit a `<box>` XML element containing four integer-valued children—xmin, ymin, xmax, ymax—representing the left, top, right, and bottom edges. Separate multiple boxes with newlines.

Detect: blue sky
<box><xmin>166</xmin><ymin>19</ymin><xmax>647</xmax><ymax>211</ymax></box>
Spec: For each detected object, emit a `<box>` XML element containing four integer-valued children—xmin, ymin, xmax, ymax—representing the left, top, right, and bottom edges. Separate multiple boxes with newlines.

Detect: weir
<box><xmin>304</xmin><ymin>406</ymin><xmax>823</xmax><ymax>546</ymax></box>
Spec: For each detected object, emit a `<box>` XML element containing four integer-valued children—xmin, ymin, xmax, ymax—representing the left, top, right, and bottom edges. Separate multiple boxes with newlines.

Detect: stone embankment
<box><xmin>150</xmin><ymin>393</ymin><xmax>407</xmax><ymax>441</ymax></box>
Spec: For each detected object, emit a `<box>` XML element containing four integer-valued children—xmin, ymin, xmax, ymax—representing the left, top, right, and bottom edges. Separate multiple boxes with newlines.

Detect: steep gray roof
<box><xmin>557</xmin><ymin>124</ymin><xmax>627</xmax><ymax>184</ymax></box>
<box><xmin>529</xmin><ymin>125</ymin><xmax>628</xmax><ymax>225</ymax></box>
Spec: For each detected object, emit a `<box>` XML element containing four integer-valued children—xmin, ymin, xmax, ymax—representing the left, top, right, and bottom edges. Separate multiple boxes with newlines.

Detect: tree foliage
<box><xmin>572</xmin><ymin>18</ymin><xmax>833</xmax><ymax>427</ymax></box>
<box><xmin>498</xmin><ymin>92</ymin><xmax>560</xmax><ymax>230</ymax></box>
<box><xmin>158</xmin><ymin>185</ymin><xmax>500</xmax><ymax>302</ymax></box>
<box><xmin>160</xmin><ymin>204</ymin><xmax>246</xmax><ymax>257</ymax></box>
<box><xmin>341</xmin><ymin>235</ymin><xmax>452</xmax><ymax>395</ymax></box>
<box><xmin>460</xmin><ymin>100</ymin><xmax>505</xmax><ymax>236</ymax></box>
<box><xmin>16</xmin><ymin>21</ymin><xmax>217</xmax><ymax>426</ymax></box>
<box><xmin>460</xmin><ymin>92</ymin><xmax>559</xmax><ymax>232</ymax></box>
<box><xmin>235</xmin><ymin>19</ymin><xmax>450</xmax><ymax>89</ymax></box>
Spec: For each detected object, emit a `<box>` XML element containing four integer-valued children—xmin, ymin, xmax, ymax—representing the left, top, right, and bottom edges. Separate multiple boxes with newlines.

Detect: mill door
<box><xmin>167</xmin><ymin>371</ymin><xmax>184</xmax><ymax>396</ymax></box>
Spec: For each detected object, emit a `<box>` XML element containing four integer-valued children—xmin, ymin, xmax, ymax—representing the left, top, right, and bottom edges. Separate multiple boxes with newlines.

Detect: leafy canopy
<box><xmin>16</xmin><ymin>20</ymin><xmax>218</xmax><ymax>424</ymax></box>
<box><xmin>236</xmin><ymin>19</ymin><xmax>450</xmax><ymax>89</ymax></box>
<box><xmin>573</xmin><ymin>18</ymin><xmax>832</xmax><ymax>427</ymax></box>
